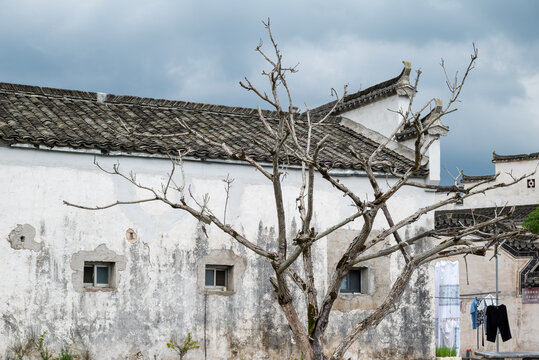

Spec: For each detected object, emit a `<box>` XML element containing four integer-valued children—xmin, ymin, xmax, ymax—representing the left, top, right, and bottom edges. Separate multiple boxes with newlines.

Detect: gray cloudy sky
<box><xmin>1</xmin><ymin>0</ymin><xmax>538</xmax><ymax>184</ymax></box>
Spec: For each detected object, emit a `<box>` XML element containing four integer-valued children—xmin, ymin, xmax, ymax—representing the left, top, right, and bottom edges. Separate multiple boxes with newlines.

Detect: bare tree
<box><xmin>65</xmin><ymin>21</ymin><xmax>537</xmax><ymax>360</ymax></box>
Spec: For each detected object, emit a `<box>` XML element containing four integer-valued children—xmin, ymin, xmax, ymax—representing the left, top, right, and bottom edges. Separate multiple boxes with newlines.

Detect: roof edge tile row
<box><xmin>310</xmin><ymin>61</ymin><xmax>412</xmax><ymax>116</ymax></box>
<box><xmin>492</xmin><ymin>151</ymin><xmax>539</xmax><ymax>163</ymax></box>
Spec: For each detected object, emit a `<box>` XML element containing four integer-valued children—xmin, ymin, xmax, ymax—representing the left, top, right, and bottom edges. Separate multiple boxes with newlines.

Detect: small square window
<box><xmin>340</xmin><ymin>268</ymin><xmax>368</xmax><ymax>294</ymax></box>
<box><xmin>205</xmin><ymin>265</ymin><xmax>231</xmax><ymax>290</ymax></box>
<box><xmin>83</xmin><ymin>262</ymin><xmax>113</xmax><ymax>288</ymax></box>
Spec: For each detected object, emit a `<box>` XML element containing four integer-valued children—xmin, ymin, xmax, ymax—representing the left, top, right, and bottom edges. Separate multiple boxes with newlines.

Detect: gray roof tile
<box><xmin>492</xmin><ymin>152</ymin><xmax>539</xmax><ymax>163</ymax></box>
<box><xmin>461</xmin><ymin>173</ymin><xmax>496</xmax><ymax>183</ymax></box>
<box><xmin>0</xmin><ymin>82</ymin><xmax>427</xmax><ymax>175</ymax></box>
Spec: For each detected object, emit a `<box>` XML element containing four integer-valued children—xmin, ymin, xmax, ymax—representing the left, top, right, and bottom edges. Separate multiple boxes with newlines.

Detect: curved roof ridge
<box><xmin>492</xmin><ymin>151</ymin><xmax>539</xmax><ymax>163</ymax></box>
<box><xmin>310</xmin><ymin>61</ymin><xmax>412</xmax><ymax>116</ymax></box>
<box><xmin>461</xmin><ymin>172</ymin><xmax>496</xmax><ymax>183</ymax></box>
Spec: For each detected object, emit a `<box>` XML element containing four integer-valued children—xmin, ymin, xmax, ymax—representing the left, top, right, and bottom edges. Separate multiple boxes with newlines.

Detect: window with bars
<box><xmin>83</xmin><ymin>262</ymin><xmax>113</xmax><ymax>288</ymax></box>
<box><xmin>205</xmin><ymin>265</ymin><xmax>231</xmax><ymax>290</ymax></box>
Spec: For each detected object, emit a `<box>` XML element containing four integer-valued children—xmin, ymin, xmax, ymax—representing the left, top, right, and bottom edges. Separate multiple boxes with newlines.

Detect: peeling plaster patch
<box><xmin>126</xmin><ymin>350</ymin><xmax>144</xmax><ymax>360</ymax></box>
<box><xmin>7</xmin><ymin>224</ymin><xmax>42</xmax><ymax>251</ymax></box>
<box><xmin>126</xmin><ymin>228</ymin><xmax>137</xmax><ymax>243</ymax></box>
<box><xmin>70</xmin><ymin>244</ymin><xmax>127</xmax><ymax>293</ymax></box>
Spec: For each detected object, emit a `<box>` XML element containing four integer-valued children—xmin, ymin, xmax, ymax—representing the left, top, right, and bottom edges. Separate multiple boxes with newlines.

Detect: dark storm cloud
<box><xmin>0</xmin><ymin>0</ymin><xmax>537</xmax><ymax>184</ymax></box>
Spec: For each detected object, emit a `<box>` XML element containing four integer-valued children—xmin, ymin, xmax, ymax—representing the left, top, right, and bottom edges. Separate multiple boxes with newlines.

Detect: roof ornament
<box><xmin>396</xmin><ymin>61</ymin><xmax>415</xmax><ymax>97</ymax></box>
<box><xmin>433</xmin><ymin>98</ymin><xmax>443</xmax><ymax>114</ymax></box>
<box><xmin>401</xmin><ymin>61</ymin><xmax>412</xmax><ymax>82</ymax></box>
<box><xmin>426</xmin><ymin>98</ymin><xmax>449</xmax><ymax>137</ymax></box>
<box><xmin>97</xmin><ymin>92</ymin><xmax>107</xmax><ymax>103</ymax></box>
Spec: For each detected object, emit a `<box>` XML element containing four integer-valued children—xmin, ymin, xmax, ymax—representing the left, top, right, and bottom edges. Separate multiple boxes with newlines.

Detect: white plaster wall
<box><xmin>0</xmin><ymin>145</ymin><xmax>438</xmax><ymax>359</ymax></box>
<box><xmin>340</xmin><ymin>96</ymin><xmax>408</xmax><ymax>139</ymax></box>
<box><xmin>440</xmin><ymin>158</ymin><xmax>538</xmax><ymax>209</ymax></box>
<box><xmin>492</xmin><ymin>160</ymin><xmax>539</xmax><ymax>206</ymax></box>
<box><xmin>428</xmin><ymin>138</ymin><xmax>442</xmax><ymax>184</ymax></box>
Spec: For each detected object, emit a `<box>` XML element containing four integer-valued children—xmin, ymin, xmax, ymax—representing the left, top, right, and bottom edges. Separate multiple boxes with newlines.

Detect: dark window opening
<box><xmin>83</xmin><ymin>266</ymin><xmax>94</xmax><ymax>284</ymax></box>
<box><xmin>340</xmin><ymin>268</ymin><xmax>368</xmax><ymax>294</ymax></box>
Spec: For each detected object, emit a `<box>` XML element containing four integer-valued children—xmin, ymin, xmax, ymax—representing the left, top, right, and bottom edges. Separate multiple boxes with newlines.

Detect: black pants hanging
<box><xmin>486</xmin><ymin>304</ymin><xmax>512</xmax><ymax>342</ymax></box>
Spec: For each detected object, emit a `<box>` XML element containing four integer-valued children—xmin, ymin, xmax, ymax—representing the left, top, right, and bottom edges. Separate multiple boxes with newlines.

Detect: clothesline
<box><xmin>461</xmin><ymin>291</ymin><xmax>501</xmax><ymax>296</ymax></box>
<box><xmin>435</xmin><ymin>296</ymin><xmax>509</xmax><ymax>300</ymax></box>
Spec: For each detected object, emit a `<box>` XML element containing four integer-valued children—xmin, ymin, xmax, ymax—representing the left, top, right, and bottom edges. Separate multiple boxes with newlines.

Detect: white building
<box><xmin>1</xmin><ymin>63</ymin><xmax>446</xmax><ymax>359</ymax></box>
<box><xmin>435</xmin><ymin>152</ymin><xmax>539</xmax><ymax>356</ymax></box>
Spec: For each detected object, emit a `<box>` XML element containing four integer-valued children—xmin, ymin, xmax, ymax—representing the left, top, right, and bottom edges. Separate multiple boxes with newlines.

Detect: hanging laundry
<box><xmin>486</xmin><ymin>304</ymin><xmax>512</xmax><ymax>342</ymax></box>
<box><xmin>483</xmin><ymin>294</ymin><xmax>497</xmax><ymax>306</ymax></box>
<box><xmin>472</xmin><ymin>294</ymin><xmax>497</xmax><ymax>347</ymax></box>
<box><xmin>435</xmin><ymin>261</ymin><xmax>460</xmax><ymax>354</ymax></box>
<box><xmin>477</xmin><ymin>294</ymin><xmax>496</xmax><ymax>328</ymax></box>
<box><xmin>470</xmin><ymin>297</ymin><xmax>479</xmax><ymax>329</ymax></box>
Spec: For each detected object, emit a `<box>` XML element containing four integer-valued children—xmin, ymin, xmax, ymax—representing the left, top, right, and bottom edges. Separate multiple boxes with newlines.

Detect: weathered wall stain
<box><xmin>0</xmin><ymin>149</ymin><xmax>438</xmax><ymax>359</ymax></box>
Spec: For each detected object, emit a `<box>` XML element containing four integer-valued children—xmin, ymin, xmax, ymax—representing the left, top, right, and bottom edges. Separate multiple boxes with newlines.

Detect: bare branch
<box><xmin>331</xmin><ymin>261</ymin><xmax>416</xmax><ymax>360</ymax></box>
<box><xmin>381</xmin><ymin>204</ymin><xmax>411</xmax><ymax>262</ymax></box>
<box><xmin>314</xmin><ymin>210</ymin><xmax>364</xmax><ymax>241</ymax></box>
<box><xmin>222</xmin><ymin>174</ymin><xmax>234</xmax><ymax>225</ymax></box>
<box><xmin>240</xmin><ymin>77</ymin><xmax>278</xmax><ymax>108</ymax></box>
<box><xmin>64</xmin><ymin>197</ymin><xmax>158</xmax><ymax>210</ymax></box>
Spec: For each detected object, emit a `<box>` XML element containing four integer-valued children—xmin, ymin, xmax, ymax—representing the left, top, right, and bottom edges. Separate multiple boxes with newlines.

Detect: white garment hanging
<box><xmin>477</xmin><ymin>294</ymin><xmax>497</xmax><ymax>311</ymax></box>
<box><xmin>435</xmin><ymin>260</ymin><xmax>460</xmax><ymax>353</ymax></box>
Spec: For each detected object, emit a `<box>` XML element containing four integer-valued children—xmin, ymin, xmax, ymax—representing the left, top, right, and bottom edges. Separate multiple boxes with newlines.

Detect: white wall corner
<box><xmin>340</xmin><ymin>117</ymin><xmax>429</xmax><ymax>166</ymax></box>
<box><xmin>427</xmin><ymin>136</ymin><xmax>441</xmax><ymax>185</ymax></box>
<box><xmin>339</xmin><ymin>96</ymin><xmax>405</xmax><ymax>139</ymax></box>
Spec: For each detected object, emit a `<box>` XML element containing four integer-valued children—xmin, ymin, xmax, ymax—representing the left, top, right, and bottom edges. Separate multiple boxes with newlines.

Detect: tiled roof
<box><xmin>394</xmin><ymin>110</ymin><xmax>432</xmax><ymax>142</ymax></box>
<box><xmin>435</xmin><ymin>205</ymin><xmax>539</xmax><ymax>257</ymax></box>
<box><xmin>0</xmin><ymin>82</ymin><xmax>427</xmax><ymax>175</ymax></box>
<box><xmin>310</xmin><ymin>62</ymin><xmax>412</xmax><ymax>116</ymax></box>
<box><xmin>394</xmin><ymin>99</ymin><xmax>448</xmax><ymax>142</ymax></box>
<box><xmin>435</xmin><ymin>204</ymin><xmax>538</xmax><ymax>229</ymax></box>
<box><xmin>461</xmin><ymin>173</ymin><xmax>496</xmax><ymax>183</ymax></box>
<box><xmin>492</xmin><ymin>152</ymin><xmax>539</xmax><ymax>163</ymax></box>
